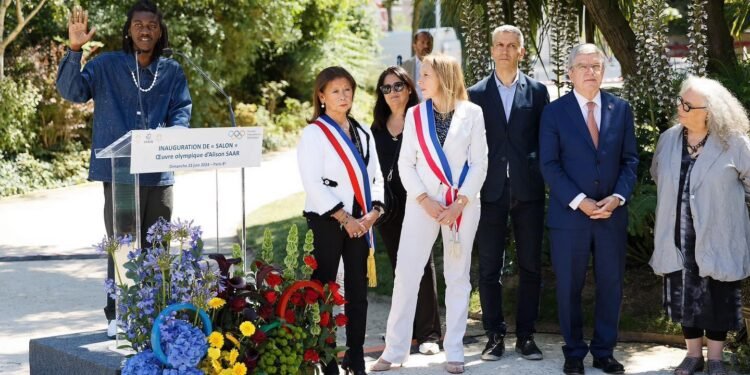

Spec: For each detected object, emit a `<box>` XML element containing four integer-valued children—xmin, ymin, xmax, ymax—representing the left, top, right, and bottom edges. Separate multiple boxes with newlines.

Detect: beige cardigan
<box><xmin>649</xmin><ymin>124</ymin><xmax>750</xmax><ymax>282</ymax></box>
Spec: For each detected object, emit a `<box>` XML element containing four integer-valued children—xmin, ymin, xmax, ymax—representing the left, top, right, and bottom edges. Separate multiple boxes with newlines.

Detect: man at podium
<box><xmin>55</xmin><ymin>0</ymin><xmax>192</xmax><ymax>337</ymax></box>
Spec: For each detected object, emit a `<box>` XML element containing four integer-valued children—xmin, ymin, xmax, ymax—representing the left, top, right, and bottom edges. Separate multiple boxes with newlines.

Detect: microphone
<box><xmin>163</xmin><ymin>48</ymin><xmax>236</xmax><ymax>128</ymax></box>
<box><xmin>134</xmin><ymin>51</ymin><xmax>148</xmax><ymax>129</ymax></box>
<box><xmin>397</xmin><ymin>55</ymin><xmax>402</xmax><ymax>66</ymax></box>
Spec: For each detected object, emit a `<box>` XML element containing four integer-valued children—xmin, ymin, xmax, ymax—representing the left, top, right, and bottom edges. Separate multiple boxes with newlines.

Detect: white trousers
<box><xmin>381</xmin><ymin>194</ymin><xmax>480</xmax><ymax>363</ymax></box>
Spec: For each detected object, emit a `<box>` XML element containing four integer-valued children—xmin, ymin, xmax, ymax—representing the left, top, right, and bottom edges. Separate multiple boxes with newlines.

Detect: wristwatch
<box><xmin>374</xmin><ymin>206</ymin><xmax>385</xmax><ymax>216</ymax></box>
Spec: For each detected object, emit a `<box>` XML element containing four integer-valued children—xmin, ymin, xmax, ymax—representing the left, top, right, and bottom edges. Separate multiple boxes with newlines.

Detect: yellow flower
<box><xmin>232</xmin><ymin>362</ymin><xmax>248</xmax><ymax>375</ymax></box>
<box><xmin>208</xmin><ymin>297</ymin><xmax>226</xmax><ymax>309</ymax></box>
<box><xmin>228</xmin><ymin>348</ymin><xmax>239</xmax><ymax>365</ymax></box>
<box><xmin>225</xmin><ymin>332</ymin><xmax>240</xmax><ymax>347</ymax></box>
<box><xmin>239</xmin><ymin>321</ymin><xmax>256</xmax><ymax>337</ymax></box>
<box><xmin>208</xmin><ymin>331</ymin><xmax>224</xmax><ymax>348</ymax></box>
<box><xmin>207</xmin><ymin>347</ymin><xmax>221</xmax><ymax>360</ymax></box>
<box><xmin>220</xmin><ymin>370</ymin><xmax>233</xmax><ymax>375</ymax></box>
<box><xmin>211</xmin><ymin>358</ymin><xmax>223</xmax><ymax>372</ymax></box>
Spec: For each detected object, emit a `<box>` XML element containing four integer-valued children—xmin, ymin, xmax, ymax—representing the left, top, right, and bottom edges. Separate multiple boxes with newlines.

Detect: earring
<box><xmin>321</xmin><ymin>102</ymin><xmax>325</xmax><ymax>109</ymax></box>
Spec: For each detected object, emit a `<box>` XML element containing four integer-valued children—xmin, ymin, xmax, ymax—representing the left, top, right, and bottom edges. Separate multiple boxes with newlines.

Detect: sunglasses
<box><xmin>676</xmin><ymin>97</ymin><xmax>707</xmax><ymax>112</ymax></box>
<box><xmin>379</xmin><ymin>81</ymin><xmax>406</xmax><ymax>95</ymax></box>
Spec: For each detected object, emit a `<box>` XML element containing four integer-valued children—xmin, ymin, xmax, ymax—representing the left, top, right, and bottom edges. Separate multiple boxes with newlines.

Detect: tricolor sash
<box><xmin>313</xmin><ymin>115</ymin><xmax>378</xmax><ymax>286</ymax></box>
<box><xmin>413</xmin><ymin>100</ymin><xmax>469</xmax><ymax>230</ymax></box>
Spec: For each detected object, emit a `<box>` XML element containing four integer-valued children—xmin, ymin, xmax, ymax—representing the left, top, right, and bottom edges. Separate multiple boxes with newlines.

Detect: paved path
<box><xmin>0</xmin><ymin>149</ymin><xmax>728</xmax><ymax>374</ymax></box>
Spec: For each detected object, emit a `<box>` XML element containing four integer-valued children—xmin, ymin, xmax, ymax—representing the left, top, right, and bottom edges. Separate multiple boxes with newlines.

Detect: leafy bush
<box><xmin>712</xmin><ymin>59</ymin><xmax>750</xmax><ymax>111</ymax></box>
<box><xmin>0</xmin><ymin>78</ymin><xmax>41</xmax><ymax>155</ymax></box>
<box><xmin>0</xmin><ymin>148</ymin><xmax>89</xmax><ymax>197</ymax></box>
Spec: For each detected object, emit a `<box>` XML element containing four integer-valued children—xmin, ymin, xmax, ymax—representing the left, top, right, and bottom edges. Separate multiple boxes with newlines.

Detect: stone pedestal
<box><xmin>29</xmin><ymin>330</ymin><xmax>123</xmax><ymax>375</ymax></box>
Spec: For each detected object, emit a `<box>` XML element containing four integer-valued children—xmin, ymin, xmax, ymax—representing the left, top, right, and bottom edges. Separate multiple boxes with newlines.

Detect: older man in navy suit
<box><xmin>540</xmin><ymin>44</ymin><xmax>638</xmax><ymax>375</ymax></box>
<box><xmin>468</xmin><ymin>25</ymin><xmax>549</xmax><ymax>362</ymax></box>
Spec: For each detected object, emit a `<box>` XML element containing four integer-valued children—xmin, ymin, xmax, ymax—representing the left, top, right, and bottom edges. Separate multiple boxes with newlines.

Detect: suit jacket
<box><xmin>298</xmin><ymin>117</ymin><xmax>385</xmax><ymax>217</ymax></box>
<box><xmin>650</xmin><ymin>124</ymin><xmax>750</xmax><ymax>281</ymax></box>
<box><xmin>539</xmin><ymin>90</ymin><xmax>638</xmax><ymax>229</ymax></box>
<box><xmin>401</xmin><ymin>56</ymin><xmax>417</xmax><ymax>81</ymax></box>
<box><xmin>399</xmin><ymin>100</ymin><xmax>488</xmax><ymax>202</ymax></box>
<box><xmin>467</xmin><ymin>72</ymin><xmax>550</xmax><ymax>202</ymax></box>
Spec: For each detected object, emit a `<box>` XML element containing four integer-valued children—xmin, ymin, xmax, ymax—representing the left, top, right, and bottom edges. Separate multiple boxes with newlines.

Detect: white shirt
<box><xmin>569</xmin><ymin>89</ymin><xmax>626</xmax><ymax>210</ymax></box>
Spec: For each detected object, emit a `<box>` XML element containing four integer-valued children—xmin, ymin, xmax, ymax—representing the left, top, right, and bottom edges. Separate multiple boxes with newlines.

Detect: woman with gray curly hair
<box><xmin>650</xmin><ymin>75</ymin><xmax>750</xmax><ymax>375</ymax></box>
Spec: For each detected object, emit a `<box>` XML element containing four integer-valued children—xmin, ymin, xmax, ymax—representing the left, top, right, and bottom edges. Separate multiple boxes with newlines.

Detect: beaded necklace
<box><xmin>130</xmin><ymin>64</ymin><xmax>160</xmax><ymax>93</ymax></box>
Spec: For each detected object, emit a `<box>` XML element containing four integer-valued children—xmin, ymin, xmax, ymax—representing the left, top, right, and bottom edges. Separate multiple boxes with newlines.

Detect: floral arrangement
<box><xmin>199</xmin><ymin>225</ymin><xmax>347</xmax><ymax>375</ymax></box>
<box><xmin>98</xmin><ymin>218</ymin><xmax>221</xmax><ymax>374</ymax></box>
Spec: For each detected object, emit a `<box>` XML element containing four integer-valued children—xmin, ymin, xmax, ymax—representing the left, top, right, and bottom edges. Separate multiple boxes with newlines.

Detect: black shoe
<box><xmin>563</xmin><ymin>358</ymin><xmax>585</xmax><ymax>375</ymax></box>
<box><xmin>340</xmin><ymin>352</ymin><xmax>366</xmax><ymax>375</ymax></box>
<box><xmin>515</xmin><ymin>336</ymin><xmax>543</xmax><ymax>360</ymax></box>
<box><xmin>593</xmin><ymin>356</ymin><xmax>625</xmax><ymax>374</ymax></box>
<box><xmin>480</xmin><ymin>333</ymin><xmax>504</xmax><ymax>361</ymax></box>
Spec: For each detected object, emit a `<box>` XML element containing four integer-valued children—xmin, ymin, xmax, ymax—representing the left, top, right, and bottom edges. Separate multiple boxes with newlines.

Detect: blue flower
<box><xmin>160</xmin><ymin>320</ymin><xmax>207</xmax><ymax>369</ymax></box>
<box><xmin>122</xmin><ymin>349</ymin><xmax>160</xmax><ymax>375</ymax></box>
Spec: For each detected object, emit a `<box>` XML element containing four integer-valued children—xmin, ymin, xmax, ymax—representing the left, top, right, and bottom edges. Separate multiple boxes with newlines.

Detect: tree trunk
<box><xmin>387</xmin><ymin>3</ymin><xmax>393</xmax><ymax>32</ymax></box>
<box><xmin>580</xmin><ymin>0</ymin><xmax>637</xmax><ymax>77</ymax></box>
<box><xmin>583</xmin><ymin>7</ymin><xmax>595</xmax><ymax>43</ymax></box>
<box><xmin>705</xmin><ymin>0</ymin><xmax>736</xmax><ymax>73</ymax></box>
<box><xmin>0</xmin><ymin>48</ymin><xmax>4</xmax><ymax>80</ymax></box>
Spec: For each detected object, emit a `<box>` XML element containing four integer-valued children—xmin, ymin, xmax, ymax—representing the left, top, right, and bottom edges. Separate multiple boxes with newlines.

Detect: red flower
<box><xmin>303</xmin><ymin>349</ymin><xmax>320</xmax><ymax>363</ymax></box>
<box><xmin>259</xmin><ymin>304</ymin><xmax>273</xmax><ymax>320</ymax></box>
<box><xmin>319</xmin><ymin>311</ymin><xmax>331</xmax><ymax>327</ymax></box>
<box><xmin>334</xmin><ymin>313</ymin><xmax>348</xmax><ymax>327</ymax></box>
<box><xmin>251</xmin><ymin>330</ymin><xmax>267</xmax><ymax>344</ymax></box>
<box><xmin>290</xmin><ymin>291</ymin><xmax>303</xmax><ymax>306</ymax></box>
<box><xmin>264</xmin><ymin>291</ymin><xmax>278</xmax><ymax>304</ymax></box>
<box><xmin>332</xmin><ymin>292</ymin><xmax>346</xmax><ymax>306</ymax></box>
<box><xmin>327</xmin><ymin>281</ymin><xmax>340</xmax><ymax>294</ymax></box>
<box><xmin>254</xmin><ymin>260</ymin><xmax>263</xmax><ymax>268</ymax></box>
<box><xmin>284</xmin><ymin>310</ymin><xmax>296</xmax><ymax>324</ymax></box>
<box><xmin>325</xmin><ymin>335</ymin><xmax>336</xmax><ymax>344</ymax></box>
<box><xmin>303</xmin><ymin>255</ymin><xmax>318</xmax><ymax>270</ymax></box>
<box><xmin>229</xmin><ymin>296</ymin><xmax>247</xmax><ymax>312</ymax></box>
<box><xmin>304</xmin><ymin>288</ymin><xmax>319</xmax><ymax>305</ymax></box>
<box><xmin>265</xmin><ymin>273</ymin><xmax>282</xmax><ymax>288</ymax></box>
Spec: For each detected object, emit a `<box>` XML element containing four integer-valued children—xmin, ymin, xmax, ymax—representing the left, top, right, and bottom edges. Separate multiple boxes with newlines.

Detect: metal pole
<box><xmin>215</xmin><ymin>169</ymin><xmax>219</xmax><ymax>252</ymax></box>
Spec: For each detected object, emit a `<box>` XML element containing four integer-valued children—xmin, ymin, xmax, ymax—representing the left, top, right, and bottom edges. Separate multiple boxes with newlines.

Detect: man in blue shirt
<box><xmin>56</xmin><ymin>0</ymin><xmax>191</xmax><ymax>337</ymax></box>
<box><xmin>467</xmin><ymin>25</ymin><xmax>550</xmax><ymax>362</ymax></box>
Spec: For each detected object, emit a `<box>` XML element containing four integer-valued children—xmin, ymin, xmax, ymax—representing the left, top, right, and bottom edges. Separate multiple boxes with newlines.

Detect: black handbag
<box><xmin>378</xmin><ymin>137</ymin><xmax>404</xmax><ymax>225</ymax></box>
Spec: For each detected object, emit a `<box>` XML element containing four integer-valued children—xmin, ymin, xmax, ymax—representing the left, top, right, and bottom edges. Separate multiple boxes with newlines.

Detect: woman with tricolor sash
<box><xmin>297</xmin><ymin>66</ymin><xmax>385</xmax><ymax>375</ymax></box>
<box><xmin>371</xmin><ymin>55</ymin><xmax>488</xmax><ymax>374</ymax></box>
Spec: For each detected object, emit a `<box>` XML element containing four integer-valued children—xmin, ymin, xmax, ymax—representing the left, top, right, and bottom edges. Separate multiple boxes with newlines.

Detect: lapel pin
<box><xmin>608</xmin><ymin>103</ymin><xmax>614</xmax><ymax>110</ymax></box>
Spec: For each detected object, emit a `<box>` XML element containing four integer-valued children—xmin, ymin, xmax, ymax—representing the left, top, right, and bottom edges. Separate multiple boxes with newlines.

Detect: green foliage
<box><xmin>711</xmin><ymin>59</ymin><xmax>750</xmax><ymax>111</ymax></box>
<box><xmin>261</xmin><ymin>228</ymin><xmax>275</xmax><ymax>264</ymax></box>
<box><xmin>283</xmin><ymin>224</ymin><xmax>299</xmax><ymax>280</ymax></box>
<box><xmin>0</xmin><ymin>147</ymin><xmax>89</xmax><ymax>197</ymax></box>
<box><xmin>0</xmin><ymin>78</ymin><xmax>41</xmax><ymax>155</ymax></box>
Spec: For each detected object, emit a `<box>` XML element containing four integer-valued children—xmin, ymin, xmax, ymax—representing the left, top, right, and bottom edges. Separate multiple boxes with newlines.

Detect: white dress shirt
<box><xmin>569</xmin><ymin>89</ymin><xmax>625</xmax><ymax>210</ymax></box>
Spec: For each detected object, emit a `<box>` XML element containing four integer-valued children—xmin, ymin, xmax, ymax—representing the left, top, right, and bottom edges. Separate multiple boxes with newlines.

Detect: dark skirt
<box><xmin>663</xmin><ymin>143</ymin><xmax>743</xmax><ymax>332</ymax></box>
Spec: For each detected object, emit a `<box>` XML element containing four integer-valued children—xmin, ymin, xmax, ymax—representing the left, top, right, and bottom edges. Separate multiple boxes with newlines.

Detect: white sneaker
<box><xmin>418</xmin><ymin>342</ymin><xmax>440</xmax><ymax>355</ymax></box>
<box><xmin>107</xmin><ymin>320</ymin><xmax>118</xmax><ymax>339</ymax></box>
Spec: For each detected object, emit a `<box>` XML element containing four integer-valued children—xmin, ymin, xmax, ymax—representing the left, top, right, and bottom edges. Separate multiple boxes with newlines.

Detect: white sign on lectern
<box><xmin>130</xmin><ymin>127</ymin><xmax>263</xmax><ymax>174</ymax></box>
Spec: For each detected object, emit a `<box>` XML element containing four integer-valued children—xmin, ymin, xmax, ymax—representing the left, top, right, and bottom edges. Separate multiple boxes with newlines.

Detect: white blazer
<box><xmin>399</xmin><ymin>100</ymin><xmax>488</xmax><ymax>203</ymax></box>
<box><xmin>297</xmin><ymin>118</ymin><xmax>385</xmax><ymax>217</ymax></box>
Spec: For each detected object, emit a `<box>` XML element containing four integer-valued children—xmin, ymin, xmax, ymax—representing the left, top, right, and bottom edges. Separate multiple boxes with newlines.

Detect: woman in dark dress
<box><xmin>371</xmin><ymin>66</ymin><xmax>442</xmax><ymax>354</ymax></box>
<box><xmin>650</xmin><ymin>76</ymin><xmax>750</xmax><ymax>375</ymax></box>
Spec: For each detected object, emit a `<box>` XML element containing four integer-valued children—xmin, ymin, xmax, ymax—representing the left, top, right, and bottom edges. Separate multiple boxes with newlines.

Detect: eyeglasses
<box><xmin>379</xmin><ymin>81</ymin><xmax>406</xmax><ymax>95</ymax></box>
<box><xmin>676</xmin><ymin>97</ymin><xmax>707</xmax><ymax>112</ymax></box>
<box><xmin>572</xmin><ymin>63</ymin><xmax>603</xmax><ymax>73</ymax></box>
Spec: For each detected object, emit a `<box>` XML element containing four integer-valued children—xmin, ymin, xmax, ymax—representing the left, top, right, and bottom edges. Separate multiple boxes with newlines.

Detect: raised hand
<box><xmin>68</xmin><ymin>5</ymin><xmax>96</xmax><ymax>51</ymax></box>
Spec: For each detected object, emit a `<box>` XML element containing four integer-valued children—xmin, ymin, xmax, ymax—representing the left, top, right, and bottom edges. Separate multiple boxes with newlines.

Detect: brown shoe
<box><xmin>445</xmin><ymin>361</ymin><xmax>464</xmax><ymax>374</ymax></box>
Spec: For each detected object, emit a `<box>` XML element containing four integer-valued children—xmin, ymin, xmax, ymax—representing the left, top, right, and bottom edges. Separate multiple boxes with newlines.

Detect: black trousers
<box><xmin>103</xmin><ymin>182</ymin><xmax>173</xmax><ymax>320</ymax></box>
<box><xmin>378</xmin><ymin>217</ymin><xmax>441</xmax><ymax>343</ymax></box>
<box><xmin>476</xmin><ymin>186</ymin><xmax>544</xmax><ymax>339</ymax></box>
<box><xmin>307</xmin><ymin>216</ymin><xmax>369</xmax><ymax>372</ymax></box>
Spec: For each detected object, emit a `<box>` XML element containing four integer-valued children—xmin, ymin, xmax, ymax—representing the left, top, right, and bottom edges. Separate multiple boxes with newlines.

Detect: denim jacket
<box><xmin>56</xmin><ymin>50</ymin><xmax>192</xmax><ymax>185</ymax></box>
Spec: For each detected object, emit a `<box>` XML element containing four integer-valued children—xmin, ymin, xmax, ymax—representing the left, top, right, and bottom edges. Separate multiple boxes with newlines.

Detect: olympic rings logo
<box><xmin>227</xmin><ymin>130</ymin><xmax>246</xmax><ymax>139</ymax></box>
